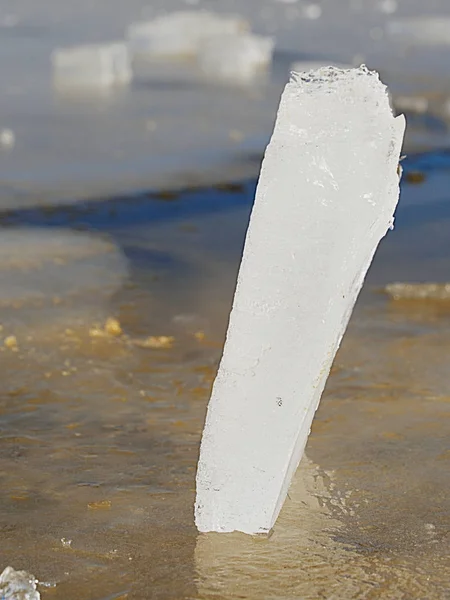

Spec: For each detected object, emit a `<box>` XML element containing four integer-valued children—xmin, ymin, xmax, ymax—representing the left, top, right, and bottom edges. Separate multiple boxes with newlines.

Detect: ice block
<box><xmin>387</xmin><ymin>17</ymin><xmax>450</xmax><ymax>46</ymax></box>
<box><xmin>51</xmin><ymin>42</ymin><xmax>132</xmax><ymax>89</ymax></box>
<box><xmin>126</xmin><ymin>11</ymin><xmax>249</xmax><ymax>59</ymax></box>
<box><xmin>195</xmin><ymin>66</ymin><xmax>405</xmax><ymax>535</ymax></box>
<box><xmin>199</xmin><ymin>34</ymin><xmax>274</xmax><ymax>82</ymax></box>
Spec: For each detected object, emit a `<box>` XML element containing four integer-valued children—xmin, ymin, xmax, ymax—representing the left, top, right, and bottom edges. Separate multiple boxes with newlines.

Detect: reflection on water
<box><xmin>0</xmin><ymin>165</ymin><xmax>449</xmax><ymax>598</ymax></box>
<box><xmin>196</xmin><ymin>453</ymin><xmax>449</xmax><ymax>599</ymax></box>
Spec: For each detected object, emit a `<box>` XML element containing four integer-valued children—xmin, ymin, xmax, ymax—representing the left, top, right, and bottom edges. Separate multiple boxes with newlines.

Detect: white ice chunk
<box><xmin>199</xmin><ymin>34</ymin><xmax>274</xmax><ymax>82</ymax></box>
<box><xmin>195</xmin><ymin>66</ymin><xmax>405</xmax><ymax>535</ymax></box>
<box><xmin>302</xmin><ymin>3</ymin><xmax>322</xmax><ymax>20</ymax></box>
<box><xmin>387</xmin><ymin>17</ymin><xmax>450</xmax><ymax>46</ymax></box>
<box><xmin>51</xmin><ymin>42</ymin><xmax>132</xmax><ymax>89</ymax></box>
<box><xmin>127</xmin><ymin>11</ymin><xmax>249</xmax><ymax>59</ymax></box>
<box><xmin>378</xmin><ymin>0</ymin><xmax>398</xmax><ymax>14</ymax></box>
<box><xmin>0</xmin><ymin>128</ymin><xmax>15</xmax><ymax>148</ymax></box>
<box><xmin>0</xmin><ymin>566</ymin><xmax>40</xmax><ymax>600</ymax></box>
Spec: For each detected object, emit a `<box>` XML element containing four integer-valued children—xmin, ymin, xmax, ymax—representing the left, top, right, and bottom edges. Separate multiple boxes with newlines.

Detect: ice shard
<box><xmin>195</xmin><ymin>66</ymin><xmax>405</xmax><ymax>535</ymax></box>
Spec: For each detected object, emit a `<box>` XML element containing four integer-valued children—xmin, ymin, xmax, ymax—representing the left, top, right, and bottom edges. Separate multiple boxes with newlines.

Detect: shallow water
<box><xmin>0</xmin><ymin>155</ymin><xmax>449</xmax><ymax>599</ymax></box>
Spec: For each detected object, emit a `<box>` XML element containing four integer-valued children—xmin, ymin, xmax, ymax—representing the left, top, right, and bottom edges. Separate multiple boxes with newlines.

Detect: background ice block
<box><xmin>52</xmin><ymin>42</ymin><xmax>131</xmax><ymax>89</ymax></box>
<box><xmin>195</xmin><ymin>66</ymin><xmax>406</xmax><ymax>535</ymax></box>
<box><xmin>127</xmin><ymin>11</ymin><xmax>249</xmax><ymax>59</ymax></box>
<box><xmin>386</xmin><ymin>17</ymin><xmax>450</xmax><ymax>46</ymax></box>
<box><xmin>199</xmin><ymin>34</ymin><xmax>274</xmax><ymax>83</ymax></box>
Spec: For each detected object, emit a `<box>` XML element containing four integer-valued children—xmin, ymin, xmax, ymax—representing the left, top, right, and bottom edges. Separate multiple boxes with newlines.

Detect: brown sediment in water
<box><xmin>1</xmin><ymin>179</ymin><xmax>450</xmax><ymax>597</ymax></box>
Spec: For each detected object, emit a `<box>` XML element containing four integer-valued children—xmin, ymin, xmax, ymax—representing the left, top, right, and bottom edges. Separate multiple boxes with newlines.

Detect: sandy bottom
<box><xmin>0</xmin><ymin>172</ymin><xmax>449</xmax><ymax>599</ymax></box>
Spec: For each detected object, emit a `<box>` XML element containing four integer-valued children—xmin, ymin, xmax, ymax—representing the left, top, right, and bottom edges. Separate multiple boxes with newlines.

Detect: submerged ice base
<box><xmin>195</xmin><ymin>66</ymin><xmax>405</xmax><ymax>535</ymax></box>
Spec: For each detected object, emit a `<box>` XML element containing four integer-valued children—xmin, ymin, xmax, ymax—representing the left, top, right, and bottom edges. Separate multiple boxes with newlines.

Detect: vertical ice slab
<box><xmin>195</xmin><ymin>66</ymin><xmax>405</xmax><ymax>535</ymax></box>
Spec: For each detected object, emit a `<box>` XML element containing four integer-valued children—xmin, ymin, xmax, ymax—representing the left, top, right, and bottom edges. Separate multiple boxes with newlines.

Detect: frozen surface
<box><xmin>195</xmin><ymin>66</ymin><xmax>405</xmax><ymax>534</ymax></box>
<box><xmin>127</xmin><ymin>11</ymin><xmax>248</xmax><ymax>58</ymax></box>
<box><xmin>52</xmin><ymin>42</ymin><xmax>131</xmax><ymax>89</ymax></box>
<box><xmin>0</xmin><ymin>229</ymin><xmax>128</xmax><ymax>307</ymax></box>
<box><xmin>0</xmin><ymin>567</ymin><xmax>40</xmax><ymax>600</ymax></box>
<box><xmin>199</xmin><ymin>34</ymin><xmax>274</xmax><ymax>82</ymax></box>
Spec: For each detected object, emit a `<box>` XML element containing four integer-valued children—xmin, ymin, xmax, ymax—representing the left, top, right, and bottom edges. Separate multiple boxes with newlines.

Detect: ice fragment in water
<box><xmin>0</xmin><ymin>128</ymin><xmax>15</xmax><ymax>148</ymax></box>
<box><xmin>384</xmin><ymin>283</ymin><xmax>450</xmax><ymax>301</ymax></box>
<box><xmin>302</xmin><ymin>3</ymin><xmax>322</xmax><ymax>19</ymax></box>
<box><xmin>126</xmin><ymin>11</ymin><xmax>249</xmax><ymax>58</ymax></box>
<box><xmin>195</xmin><ymin>65</ymin><xmax>405</xmax><ymax>534</ymax></box>
<box><xmin>52</xmin><ymin>42</ymin><xmax>131</xmax><ymax>89</ymax></box>
<box><xmin>378</xmin><ymin>0</ymin><xmax>398</xmax><ymax>14</ymax></box>
<box><xmin>199</xmin><ymin>34</ymin><xmax>274</xmax><ymax>82</ymax></box>
<box><xmin>0</xmin><ymin>566</ymin><xmax>40</xmax><ymax>600</ymax></box>
<box><xmin>387</xmin><ymin>17</ymin><xmax>450</xmax><ymax>45</ymax></box>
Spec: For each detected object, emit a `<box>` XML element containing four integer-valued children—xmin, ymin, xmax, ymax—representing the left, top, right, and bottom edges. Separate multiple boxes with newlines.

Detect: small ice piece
<box><xmin>384</xmin><ymin>283</ymin><xmax>450</xmax><ymax>301</ymax></box>
<box><xmin>195</xmin><ymin>66</ymin><xmax>405</xmax><ymax>534</ymax></box>
<box><xmin>0</xmin><ymin>566</ymin><xmax>40</xmax><ymax>600</ymax></box>
<box><xmin>302</xmin><ymin>3</ymin><xmax>322</xmax><ymax>20</ymax></box>
<box><xmin>51</xmin><ymin>42</ymin><xmax>132</xmax><ymax>89</ymax></box>
<box><xmin>199</xmin><ymin>34</ymin><xmax>274</xmax><ymax>82</ymax></box>
<box><xmin>0</xmin><ymin>128</ymin><xmax>15</xmax><ymax>148</ymax></box>
<box><xmin>378</xmin><ymin>0</ymin><xmax>398</xmax><ymax>14</ymax></box>
<box><xmin>387</xmin><ymin>17</ymin><xmax>450</xmax><ymax>46</ymax></box>
<box><xmin>127</xmin><ymin>11</ymin><xmax>249</xmax><ymax>59</ymax></box>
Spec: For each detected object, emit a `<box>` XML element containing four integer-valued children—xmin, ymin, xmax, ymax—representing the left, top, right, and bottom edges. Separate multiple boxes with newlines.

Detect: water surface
<box><xmin>0</xmin><ymin>155</ymin><xmax>449</xmax><ymax>599</ymax></box>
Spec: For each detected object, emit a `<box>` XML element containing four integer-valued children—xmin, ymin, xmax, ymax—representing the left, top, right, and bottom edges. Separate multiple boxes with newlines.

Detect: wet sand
<box><xmin>0</xmin><ymin>158</ymin><xmax>449</xmax><ymax>599</ymax></box>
